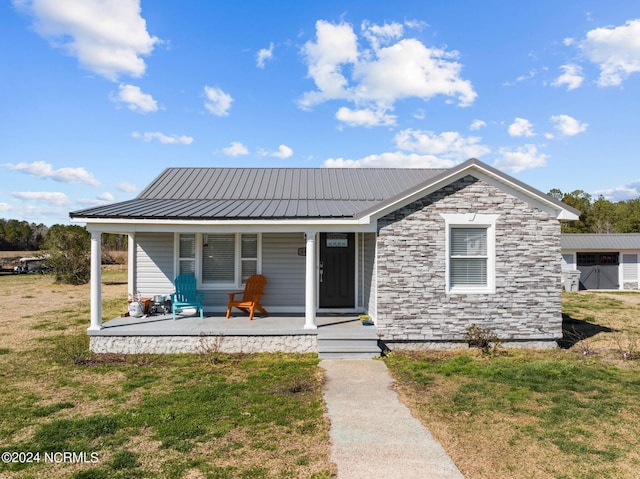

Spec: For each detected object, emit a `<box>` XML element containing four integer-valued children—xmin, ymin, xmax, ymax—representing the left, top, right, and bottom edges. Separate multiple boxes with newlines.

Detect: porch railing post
<box><xmin>88</xmin><ymin>230</ymin><xmax>103</xmax><ymax>331</ymax></box>
<box><xmin>128</xmin><ymin>233</ymin><xmax>136</xmax><ymax>298</ymax></box>
<box><xmin>304</xmin><ymin>231</ymin><xmax>317</xmax><ymax>329</ymax></box>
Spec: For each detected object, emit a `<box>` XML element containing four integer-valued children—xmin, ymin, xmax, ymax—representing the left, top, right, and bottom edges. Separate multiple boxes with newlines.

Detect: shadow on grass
<box><xmin>558</xmin><ymin>313</ymin><xmax>613</xmax><ymax>349</ymax></box>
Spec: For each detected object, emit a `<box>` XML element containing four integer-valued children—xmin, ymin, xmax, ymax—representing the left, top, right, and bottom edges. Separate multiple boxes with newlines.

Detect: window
<box><xmin>178</xmin><ymin>234</ymin><xmax>196</xmax><ymax>275</ymax></box>
<box><xmin>241</xmin><ymin>234</ymin><xmax>258</xmax><ymax>282</ymax></box>
<box><xmin>450</xmin><ymin>227</ymin><xmax>488</xmax><ymax>287</ymax></box>
<box><xmin>202</xmin><ymin>234</ymin><xmax>235</xmax><ymax>284</ymax></box>
<box><xmin>178</xmin><ymin>233</ymin><xmax>260</xmax><ymax>287</ymax></box>
<box><xmin>441</xmin><ymin>213</ymin><xmax>498</xmax><ymax>294</ymax></box>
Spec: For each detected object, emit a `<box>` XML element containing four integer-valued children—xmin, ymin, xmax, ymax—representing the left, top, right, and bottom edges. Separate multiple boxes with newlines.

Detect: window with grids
<box><xmin>240</xmin><ymin>234</ymin><xmax>258</xmax><ymax>282</ymax></box>
<box><xmin>449</xmin><ymin>227</ymin><xmax>488</xmax><ymax>288</ymax></box>
<box><xmin>178</xmin><ymin>234</ymin><xmax>196</xmax><ymax>275</ymax></box>
<box><xmin>182</xmin><ymin>233</ymin><xmax>259</xmax><ymax>286</ymax></box>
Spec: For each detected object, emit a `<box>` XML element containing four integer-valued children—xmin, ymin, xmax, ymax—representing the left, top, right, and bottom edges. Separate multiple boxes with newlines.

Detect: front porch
<box><xmin>89</xmin><ymin>313</ymin><xmax>381</xmax><ymax>358</ymax></box>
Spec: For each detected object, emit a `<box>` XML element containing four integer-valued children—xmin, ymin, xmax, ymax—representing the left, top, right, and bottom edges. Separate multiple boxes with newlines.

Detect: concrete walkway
<box><xmin>320</xmin><ymin>359</ymin><xmax>465</xmax><ymax>479</ymax></box>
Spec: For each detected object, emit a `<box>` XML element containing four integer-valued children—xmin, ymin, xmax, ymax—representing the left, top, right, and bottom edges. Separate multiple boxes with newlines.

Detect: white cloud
<box><xmin>353</xmin><ymin>38</ymin><xmax>476</xmax><ymax>107</ymax></box>
<box><xmin>11</xmin><ymin>191</ymin><xmax>70</xmax><ymax>206</ymax></box>
<box><xmin>77</xmin><ymin>192</ymin><xmax>115</xmax><ymax>207</ymax></box>
<box><xmin>270</xmin><ymin>144</ymin><xmax>294</xmax><ymax>159</ymax></box>
<box><xmin>97</xmin><ymin>192</ymin><xmax>114</xmax><ymax>202</ymax></box>
<box><xmin>14</xmin><ymin>0</ymin><xmax>159</xmax><ymax>81</ymax></box>
<box><xmin>492</xmin><ymin>144</ymin><xmax>548</xmax><ymax>173</ymax></box>
<box><xmin>594</xmin><ymin>181</ymin><xmax>640</xmax><ymax>201</ymax></box>
<box><xmin>503</xmin><ymin>68</ymin><xmax>545</xmax><ymax>86</ymax></box>
<box><xmin>256</xmin><ymin>42</ymin><xmax>274</xmax><ymax>68</ymax></box>
<box><xmin>0</xmin><ymin>202</ymin><xmax>12</xmax><ymax>212</ymax></box>
<box><xmin>361</xmin><ymin>20</ymin><xmax>404</xmax><ymax>50</ymax></box>
<box><xmin>394</xmin><ymin>129</ymin><xmax>490</xmax><ymax>160</ymax></box>
<box><xmin>580</xmin><ymin>19</ymin><xmax>640</xmax><ymax>86</ymax></box>
<box><xmin>324</xmin><ymin>152</ymin><xmax>455</xmax><ymax>168</ymax></box>
<box><xmin>508</xmin><ymin>118</ymin><xmax>535</xmax><ymax>137</ymax></box>
<box><xmin>299</xmin><ymin>20</ymin><xmax>358</xmax><ymax>108</ymax></box>
<box><xmin>335</xmin><ymin>107</ymin><xmax>396</xmax><ymax>127</ymax></box>
<box><xmin>4</xmin><ymin>160</ymin><xmax>100</xmax><ymax>186</ymax></box>
<box><xmin>549</xmin><ymin>114</ymin><xmax>588</xmax><ymax>136</ymax></box>
<box><xmin>299</xmin><ymin>20</ymin><xmax>476</xmax><ymax>125</ymax></box>
<box><xmin>113</xmin><ymin>84</ymin><xmax>158</xmax><ymax>113</ymax></box>
<box><xmin>413</xmin><ymin>109</ymin><xmax>426</xmax><ymax>120</ymax></box>
<box><xmin>131</xmin><ymin>131</ymin><xmax>193</xmax><ymax>144</ymax></box>
<box><xmin>204</xmin><ymin>86</ymin><xmax>233</xmax><ymax>116</ymax></box>
<box><xmin>470</xmin><ymin>119</ymin><xmax>486</xmax><ymax>131</ymax></box>
<box><xmin>552</xmin><ymin>64</ymin><xmax>584</xmax><ymax>90</ymax></box>
<box><xmin>117</xmin><ymin>182</ymin><xmax>137</xmax><ymax>193</ymax></box>
<box><xmin>223</xmin><ymin>142</ymin><xmax>249</xmax><ymax>156</ymax></box>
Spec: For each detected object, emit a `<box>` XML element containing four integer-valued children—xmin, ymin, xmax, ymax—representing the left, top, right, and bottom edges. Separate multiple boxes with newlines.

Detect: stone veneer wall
<box><xmin>91</xmin><ymin>335</ymin><xmax>317</xmax><ymax>354</ymax></box>
<box><xmin>375</xmin><ymin>175</ymin><xmax>563</xmax><ymax>348</ymax></box>
<box><xmin>623</xmin><ymin>282</ymin><xmax>639</xmax><ymax>290</ymax></box>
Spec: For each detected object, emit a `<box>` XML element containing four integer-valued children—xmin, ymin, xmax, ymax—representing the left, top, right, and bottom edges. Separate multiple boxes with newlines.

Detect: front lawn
<box><xmin>385</xmin><ymin>291</ymin><xmax>640</xmax><ymax>479</ymax></box>
<box><xmin>0</xmin><ymin>269</ymin><xmax>334</xmax><ymax>479</ymax></box>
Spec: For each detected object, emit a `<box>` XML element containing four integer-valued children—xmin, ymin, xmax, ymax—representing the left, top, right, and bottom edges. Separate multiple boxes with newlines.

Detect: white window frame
<box><xmin>177</xmin><ymin>233</ymin><xmax>196</xmax><ymax>276</ymax></box>
<box><xmin>441</xmin><ymin>213</ymin><xmax>499</xmax><ymax>294</ymax></box>
<box><xmin>175</xmin><ymin>233</ymin><xmax>261</xmax><ymax>289</ymax></box>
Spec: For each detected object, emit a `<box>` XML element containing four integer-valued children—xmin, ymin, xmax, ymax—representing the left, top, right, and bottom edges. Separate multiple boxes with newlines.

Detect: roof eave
<box><xmin>358</xmin><ymin>158</ymin><xmax>581</xmax><ymax>222</ymax></box>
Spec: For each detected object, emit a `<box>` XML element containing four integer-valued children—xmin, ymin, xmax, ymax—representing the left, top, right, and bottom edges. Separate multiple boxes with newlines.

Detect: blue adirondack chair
<box><xmin>170</xmin><ymin>274</ymin><xmax>204</xmax><ymax>320</ymax></box>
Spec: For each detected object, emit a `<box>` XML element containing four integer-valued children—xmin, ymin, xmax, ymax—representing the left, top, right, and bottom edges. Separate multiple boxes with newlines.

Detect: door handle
<box><xmin>319</xmin><ymin>261</ymin><xmax>324</xmax><ymax>283</ymax></box>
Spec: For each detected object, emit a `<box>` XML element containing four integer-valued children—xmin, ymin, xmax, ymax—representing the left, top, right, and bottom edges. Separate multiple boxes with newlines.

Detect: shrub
<box><xmin>44</xmin><ymin>224</ymin><xmax>91</xmax><ymax>285</ymax></box>
<box><xmin>465</xmin><ymin>323</ymin><xmax>502</xmax><ymax>356</ymax></box>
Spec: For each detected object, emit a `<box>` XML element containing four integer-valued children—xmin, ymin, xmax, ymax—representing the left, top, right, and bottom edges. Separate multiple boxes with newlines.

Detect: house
<box><xmin>561</xmin><ymin>234</ymin><xmax>640</xmax><ymax>290</ymax></box>
<box><xmin>70</xmin><ymin>158</ymin><xmax>579</xmax><ymax>354</ymax></box>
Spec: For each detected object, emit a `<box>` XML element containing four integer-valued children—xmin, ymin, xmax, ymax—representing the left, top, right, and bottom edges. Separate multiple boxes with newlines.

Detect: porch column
<box><xmin>304</xmin><ymin>231</ymin><xmax>317</xmax><ymax>329</ymax></box>
<box><xmin>88</xmin><ymin>231</ymin><xmax>102</xmax><ymax>331</ymax></box>
<box><xmin>127</xmin><ymin>233</ymin><xmax>136</xmax><ymax>298</ymax></box>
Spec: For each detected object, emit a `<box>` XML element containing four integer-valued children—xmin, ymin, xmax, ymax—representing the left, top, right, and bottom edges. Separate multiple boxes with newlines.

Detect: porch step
<box><xmin>317</xmin><ymin>328</ymin><xmax>381</xmax><ymax>359</ymax></box>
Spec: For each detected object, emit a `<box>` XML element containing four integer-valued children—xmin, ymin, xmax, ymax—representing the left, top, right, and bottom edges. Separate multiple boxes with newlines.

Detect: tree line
<box><xmin>548</xmin><ymin>190</ymin><xmax>640</xmax><ymax>234</ymax></box>
<box><xmin>0</xmin><ymin>218</ymin><xmax>127</xmax><ymax>251</ymax></box>
<box><xmin>3</xmin><ymin>191</ymin><xmax>640</xmax><ymax>251</ymax></box>
<box><xmin>0</xmin><ymin>219</ymin><xmax>48</xmax><ymax>250</ymax></box>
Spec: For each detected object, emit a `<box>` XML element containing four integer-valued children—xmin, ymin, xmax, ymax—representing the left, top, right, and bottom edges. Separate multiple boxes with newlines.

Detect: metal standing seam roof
<box><xmin>561</xmin><ymin>234</ymin><xmax>640</xmax><ymax>250</ymax></box>
<box><xmin>70</xmin><ymin>160</ymin><xmax>580</xmax><ymax>221</ymax></box>
<box><xmin>70</xmin><ymin>168</ymin><xmax>447</xmax><ymax>219</ymax></box>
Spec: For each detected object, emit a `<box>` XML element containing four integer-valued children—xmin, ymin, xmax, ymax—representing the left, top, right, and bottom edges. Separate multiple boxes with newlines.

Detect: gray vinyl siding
<box><xmin>363</xmin><ymin>233</ymin><xmax>376</xmax><ymax>318</ymax></box>
<box><xmin>136</xmin><ymin>233</ymin><xmax>175</xmax><ymax>297</ymax></box>
<box><xmin>261</xmin><ymin>233</ymin><xmax>306</xmax><ymax>309</ymax></box>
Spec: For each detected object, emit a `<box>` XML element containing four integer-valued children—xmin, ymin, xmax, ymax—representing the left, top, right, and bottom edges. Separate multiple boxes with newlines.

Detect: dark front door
<box><xmin>319</xmin><ymin>233</ymin><xmax>355</xmax><ymax>308</ymax></box>
<box><xmin>577</xmin><ymin>253</ymin><xmax>619</xmax><ymax>290</ymax></box>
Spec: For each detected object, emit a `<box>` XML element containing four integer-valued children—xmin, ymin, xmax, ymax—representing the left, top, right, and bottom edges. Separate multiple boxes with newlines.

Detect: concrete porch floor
<box><xmin>89</xmin><ymin>311</ymin><xmax>378</xmax><ymax>338</ymax></box>
<box><xmin>88</xmin><ymin>310</ymin><xmax>381</xmax><ymax>356</ymax></box>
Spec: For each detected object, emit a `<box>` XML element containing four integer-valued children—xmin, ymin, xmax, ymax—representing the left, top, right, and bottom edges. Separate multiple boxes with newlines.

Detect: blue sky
<box><xmin>1</xmin><ymin>1</ymin><xmax>639</xmax><ymax>225</ymax></box>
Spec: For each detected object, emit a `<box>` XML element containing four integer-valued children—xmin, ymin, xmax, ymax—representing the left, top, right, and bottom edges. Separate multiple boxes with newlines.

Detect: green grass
<box><xmin>0</xmin><ymin>269</ymin><xmax>334</xmax><ymax>478</ymax></box>
<box><xmin>387</xmin><ymin>351</ymin><xmax>640</xmax><ymax>477</ymax></box>
<box><xmin>0</xmin><ymin>349</ymin><xmax>332</xmax><ymax>478</ymax></box>
<box><xmin>562</xmin><ymin>292</ymin><xmax>625</xmax><ymax>318</ymax></box>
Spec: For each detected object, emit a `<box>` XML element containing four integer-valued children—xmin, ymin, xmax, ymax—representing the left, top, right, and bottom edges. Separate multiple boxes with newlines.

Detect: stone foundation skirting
<box><xmin>381</xmin><ymin>338</ymin><xmax>559</xmax><ymax>351</ymax></box>
<box><xmin>90</xmin><ymin>335</ymin><xmax>318</xmax><ymax>354</ymax></box>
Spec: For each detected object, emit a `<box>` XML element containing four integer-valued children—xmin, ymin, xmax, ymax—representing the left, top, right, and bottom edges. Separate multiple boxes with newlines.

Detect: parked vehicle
<box><xmin>13</xmin><ymin>256</ymin><xmax>50</xmax><ymax>274</ymax></box>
